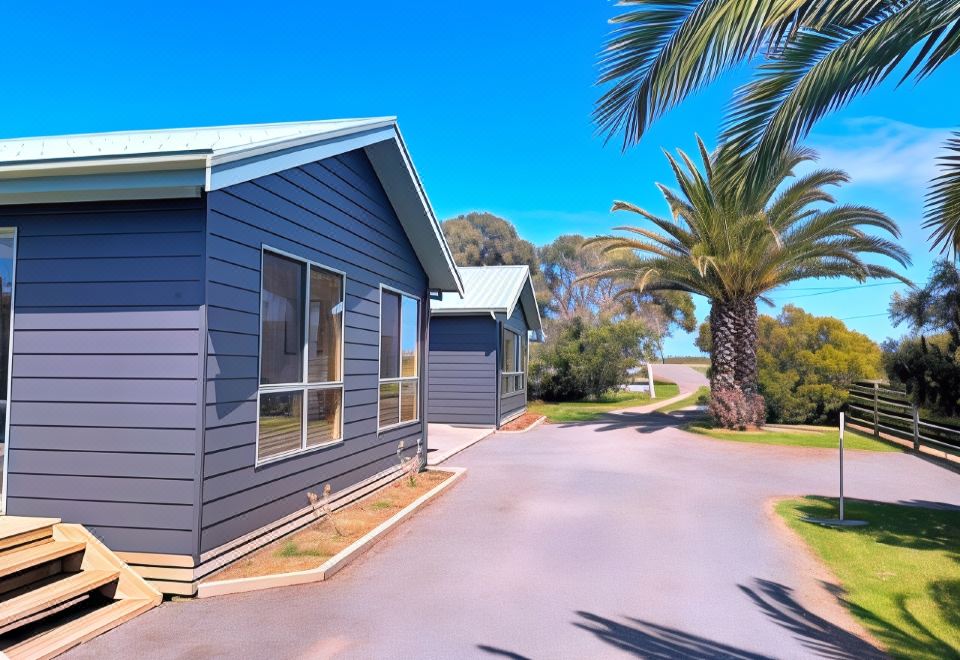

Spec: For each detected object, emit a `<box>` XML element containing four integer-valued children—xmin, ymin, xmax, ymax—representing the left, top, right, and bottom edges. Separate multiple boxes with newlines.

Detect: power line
<box><xmin>839</xmin><ymin>312</ymin><xmax>888</xmax><ymax>321</ymax></box>
<box><xmin>771</xmin><ymin>281</ymin><xmax>902</xmax><ymax>301</ymax></box>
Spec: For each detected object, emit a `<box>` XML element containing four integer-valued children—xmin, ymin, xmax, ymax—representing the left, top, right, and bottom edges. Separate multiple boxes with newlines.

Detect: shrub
<box><xmin>709</xmin><ymin>388</ymin><xmax>766</xmax><ymax>430</ymax></box>
<box><xmin>529</xmin><ymin>317</ymin><xmax>655</xmax><ymax>401</ymax></box>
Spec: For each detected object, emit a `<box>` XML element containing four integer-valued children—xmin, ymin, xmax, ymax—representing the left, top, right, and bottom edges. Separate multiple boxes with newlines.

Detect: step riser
<box><xmin>0</xmin><ymin>528</ymin><xmax>55</xmax><ymax>554</ymax></box>
<box><xmin>0</xmin><ymin>593</ymin><xmax>91</xmax><ymax>636</ymax></box>
<box><xmin>0</xmin><ymin>560</ymin><xmax>62</xmax><ymax>596</ymax></box>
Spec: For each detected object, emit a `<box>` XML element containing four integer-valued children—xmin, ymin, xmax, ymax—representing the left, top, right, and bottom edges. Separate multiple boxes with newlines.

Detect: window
<box><xmin>501</xmin><ymin>327</ymin><xmax>527</xmax><ymax>395</ymax></box>
<box><xmin>258</xmin><ymin>249</ymin><xmax>344</xmax><ymax>463</ymax></box>
<box><xmin>379</xmin><ymin>288</ymin><xmax>420</xmax><ymax>429</ymax></box>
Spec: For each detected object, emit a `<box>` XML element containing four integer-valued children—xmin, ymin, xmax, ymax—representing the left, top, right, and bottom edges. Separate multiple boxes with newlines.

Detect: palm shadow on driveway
<box><xmin>567</xmin><ymin>579</ymin><xmax>883</xmax><ymax>659</ymax></box>
<box><xmin>557</xmin><ymin>409</ymin><xmax>706</xmax><ymax>435</ymax></box>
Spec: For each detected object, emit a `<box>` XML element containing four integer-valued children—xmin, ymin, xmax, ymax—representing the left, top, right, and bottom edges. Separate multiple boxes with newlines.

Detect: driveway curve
<box><xmin>69</xmin><ymin>416</ymin><xmax>960</xmax><ymax>659</ymax></box>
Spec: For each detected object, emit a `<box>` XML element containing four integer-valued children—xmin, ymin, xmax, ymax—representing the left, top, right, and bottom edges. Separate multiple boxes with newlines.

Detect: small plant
<box><xmin>307</xmin><ymin>484</ymin><xmax>343</xmax><ymax>536</ymax></box>
<box><xmin>370</xmin><ymin>500</ymin><xmax>392</xmax><ymax>511</ymax></box>
<box><xmin>709</xmin><ymin>388</ymin><xmax>765</xmax><ymax>430</ymax></box>
<box><xmin>396</xmin><ymin>440</ymin><xmax>423</xmax><ymax>487</ymax></box>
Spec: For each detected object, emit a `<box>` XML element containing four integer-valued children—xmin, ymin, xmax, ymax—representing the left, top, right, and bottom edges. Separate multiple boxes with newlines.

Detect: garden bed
<box><xmin>199</xmin><ymin>468</ymin><xmax>459</xmax><ymax>595</ymax></box>
<box><xmin>499</xmin><ymin>412</ymin><xmax>545</xmax><ymax>432</ymax></box>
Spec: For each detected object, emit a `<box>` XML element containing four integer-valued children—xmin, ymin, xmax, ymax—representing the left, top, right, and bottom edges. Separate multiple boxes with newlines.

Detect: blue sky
<box><xmin>3</xmin><ymin>2</ymin><xmax>957</xmax><ymax>355</ymax></box>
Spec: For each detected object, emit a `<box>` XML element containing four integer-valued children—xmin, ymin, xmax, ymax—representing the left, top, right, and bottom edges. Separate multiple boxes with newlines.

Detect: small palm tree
<box><xmin>594</xmin><ymin>0</ymin><xmax>960</xmax><ymax>253</ymax></box>
<box><xmin>588</xmin><ymin>139</ymin><xmax>910</xmax><ymax>397</ymax></box>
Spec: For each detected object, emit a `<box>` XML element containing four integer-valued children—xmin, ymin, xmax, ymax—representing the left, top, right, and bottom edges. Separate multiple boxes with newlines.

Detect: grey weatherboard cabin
<box><xmin>0</xmin><ymin>118</ymin><xmax>463</xmax><ymax>594</ymax></box>
<box><xmin>428</xmin><ymin>265</ymin><xmax>543</xmax><ymax>428</ymax></box>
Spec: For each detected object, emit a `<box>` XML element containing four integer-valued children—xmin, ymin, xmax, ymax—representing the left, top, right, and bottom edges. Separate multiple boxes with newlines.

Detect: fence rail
<box><xmin>846</xmin><ymin>381</ymin><xmax>960</xmax><ymax>456</ymax></box>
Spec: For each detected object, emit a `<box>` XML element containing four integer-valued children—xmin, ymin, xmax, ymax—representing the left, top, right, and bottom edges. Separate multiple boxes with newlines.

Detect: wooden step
<box><xmin>3</xmin><ymin>598</ymin><xmax>154</xmax><ymax>660</ymax></box>
<box><xmin>0</xmin><ymin>569</ymin><xmax>120</xmax><ymax>629</ymax></box>
<box><xmin>0</xmin><ymin>542</ymin><xmax>85</xmax><ymax>579</ymax></box>
<box><xmin>0</xmin><ymin>517</ymin><xmax>59</xmax><ymax>552</ymax></box>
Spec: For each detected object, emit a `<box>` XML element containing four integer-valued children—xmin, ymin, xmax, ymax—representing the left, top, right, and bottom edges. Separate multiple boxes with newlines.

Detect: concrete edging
<box><xmin>496</xmin><ymin>415</ymin><xmax>547</xmax><ymax>434</ymax></box>
<box><xmin>196</xmin><ymin>467</ymin><xmax>467</xmax><ymax>599</ymax></box>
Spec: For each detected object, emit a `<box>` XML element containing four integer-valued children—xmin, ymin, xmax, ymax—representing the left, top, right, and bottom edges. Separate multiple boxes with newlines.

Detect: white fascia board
<box><xmin>207</xmin><ymin>126</ymin><xmax>397</xmax><ymax>191</ymax></box>
<box><xmin>365</xmin><ymin>132</ymin><xmax>464</xmax><ymax>295</ymax></box>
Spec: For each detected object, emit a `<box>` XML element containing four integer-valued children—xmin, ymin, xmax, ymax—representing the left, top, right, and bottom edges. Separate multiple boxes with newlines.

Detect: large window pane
<box><xmin>401</xmin><ymin>296</ymin><xmax>418</xmax><ymax>377</ymax></box>
<box><xmin>400</xmin><ymin>380</ymin><xmax>418</xmax><ymax>422</ymax></box>
<box><xmin>379</xmin><ymin>382</ymin><xmax>400</xmax><ymax>428</ymax></box>
<box><xmin>380</xmin><ymin>291</ymin><xmax>400</xmax><ymax>378</ymax></box>
<box><xmin>308</xmin><ymin>266</ymin><xmax>343</xmax><ymax>383</ymax></box>
<box><xmin>502</xmin><ymin>330</ymin><xmax>517</xmax><ymax>372</ymax></box>
<box><xmin>306</xmin><ymin>388</ymin><xmax>342</xmax><ymax>447</ymax></box>
<box><xmin>258</xmin><ymin>390</ymin><xmax>303</xmax><ymax>460</ymax></box>
<box><xmin>260</xmin><ymin>253</ymin><xmax>304</xmax><ymax>385</ymax></box>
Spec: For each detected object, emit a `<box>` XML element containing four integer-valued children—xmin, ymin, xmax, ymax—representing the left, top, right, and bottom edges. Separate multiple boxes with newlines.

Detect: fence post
<box><xmin>912</xmin><ymin>405</ymin><xmax>920</xmax><ymax>452</ymax></box>
<box><xmin>873</xmin><ymin>382</ymin><xmax>880</xmax><ymax>438</ymax></box>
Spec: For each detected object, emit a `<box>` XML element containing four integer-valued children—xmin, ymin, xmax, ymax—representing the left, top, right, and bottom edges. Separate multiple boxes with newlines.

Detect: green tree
<box><xmin>697</xmin><ymin>306</ymin><xmax>884</xmax><ymax>423</ymax></box>
<box><xmin>885</xmin><ymin>259</ymin><xmax>960</xmax><ymax>416</ymax></box>
<box><xmin>538</xmin><ymin>234</ymin><xmax>695</xmax><ymax>358</ymax></box>
<box><xmin>441</xmin><ymin>212</ymin><xmax>538</xmax><ymax>270</ymax></box>
<box><xmin>529</xmin><ymin>317</ymin><xmax>656</xmax><ymax>401</ymax></box>
<box><xmin>594</xmin><ymin>1</ymin><xmax>960</xmax><ymax>253</ymax></box>
<box><xmin>758</xmin><ymin>305</ymin><xmax>884</xmax><ymax>423</ymax></box>
<box><xmin>588</xmin><ymin>138</ymin><xmax>908</xmax><ymax>426</ymax></box>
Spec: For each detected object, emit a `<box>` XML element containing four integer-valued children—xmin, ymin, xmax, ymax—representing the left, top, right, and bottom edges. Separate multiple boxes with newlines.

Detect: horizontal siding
<box><xmin>1</xmin><ymin>200</ymin><xmax>203</xmax><ymax>556</ymax></box>
<box><xmin>427</xmin><ymin>316</ymin><xmax>497</xmax><ymax>426</ymax></box>
<box><xmin>499</xmin><ymin>305</ymin><xmax>529</xmax><ymax>424</ymax></box>
<box><xmin>200</xmin><ymin>149</ymin><xmax>429</xmax><ymax>554</ymax></box>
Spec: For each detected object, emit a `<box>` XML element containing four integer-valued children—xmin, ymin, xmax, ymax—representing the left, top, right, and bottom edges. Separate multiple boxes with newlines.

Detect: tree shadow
<box><xmin>572</xmin><ymin>610</ymin><xmax>775</xmax><ymax>659</ymax></box>
<box><xmin>738</xmin><ymin>578</ymin><xmax>885</xmax><ymax>659</ymax></box>
<box><xmin>558</xmin><ymin>409</ymin><xmax>705</xmax><ymax>434</ymax></box>
<box><xmin>795</xmin><ymin>496</ymin><xmax>960</xmax><ymax>558</ymax></box>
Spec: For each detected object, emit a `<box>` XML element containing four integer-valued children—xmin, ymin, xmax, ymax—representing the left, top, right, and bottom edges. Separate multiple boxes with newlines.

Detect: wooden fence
<box><xmin>846</xmin><ymin>381</ymin><xmax>960</xmax><ymax>456</ymax></box>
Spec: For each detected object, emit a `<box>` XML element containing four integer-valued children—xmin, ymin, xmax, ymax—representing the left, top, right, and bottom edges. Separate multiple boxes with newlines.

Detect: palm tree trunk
<box><xmin>733</xmin><ymin>298</ymin><xmax>759</xmax><ymax>393</ymax></box>
<box><xmin>709</xmin><ymin>300</ymin><xmax>737</xmax><ymax>391</ymax></box>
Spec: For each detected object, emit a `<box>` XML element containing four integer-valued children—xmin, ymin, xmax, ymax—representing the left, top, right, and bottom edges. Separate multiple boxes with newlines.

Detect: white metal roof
<box><xmin>0</xmin><ymin>118</ymin><xmax>463</xmax><ymax>294</ymax></box>
<box><xmin>431</xmin><ymin>265</ymin><xmax>543</xmax><ymax>335</ymax></box>
<box><xmin>0</xmin><ymin>118</ymin><xmax>393</xmax><ymax>165</ymax></box>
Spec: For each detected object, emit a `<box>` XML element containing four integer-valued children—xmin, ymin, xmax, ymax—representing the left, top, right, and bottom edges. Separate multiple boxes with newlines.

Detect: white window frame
<box><xmin>377</xmin><ymin>284</ymin><xmax>421</xmax><ymax>431</ymax></box>
<box><xmin>256</xmin><ymin>246</ymin><xmax>346</xmax><ymax>465</ymax></box>
<box><xmin>501</xmin><ymin>326</ymin><xmax>527</xmax><ymax>397</ymax></box>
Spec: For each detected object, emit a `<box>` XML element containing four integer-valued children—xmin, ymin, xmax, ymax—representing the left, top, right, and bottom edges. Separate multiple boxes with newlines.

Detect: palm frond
<box><xmin>924</xmin><ymin>132</ymin><xmax>960</xmax><ymax>255</ymax></box>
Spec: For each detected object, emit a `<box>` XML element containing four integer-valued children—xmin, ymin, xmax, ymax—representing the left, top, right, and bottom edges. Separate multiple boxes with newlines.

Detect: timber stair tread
<box><xmin>0</xmin><ymin>569</ymin><xmax>120</xmax><ymax>628</ymax></box>
<box><xmin>0</xmin><ymin>542</ymin><xmax>85</xmax><ymax>579</ymax></box>
<box><xmin>3</xmin><ymin>597</ymin><xmax>154</xmax><ymax>660</ymax></box>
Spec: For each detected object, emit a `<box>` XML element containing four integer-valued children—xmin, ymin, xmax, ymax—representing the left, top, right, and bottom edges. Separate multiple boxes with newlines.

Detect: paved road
<box><xmin>651</xmin><ymin>363</ymin><xmax>709</xmax><ymax>394</ymax></box>
<box><xmin>70</xmin><ymin>415</ymin><xmax>960</xmax><ymax>659</ymax></box>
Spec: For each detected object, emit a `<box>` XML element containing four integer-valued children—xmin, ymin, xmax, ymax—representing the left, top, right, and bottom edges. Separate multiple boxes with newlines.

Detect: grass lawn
<box><xmin>685</xmin><ymin>422</ymin><xmax>900</xmax><ymax>452</ymax></box>
<box><xmin>529</xmin><ymin>381</ymin><xmax>681</xmax><ymax>423</ymax></box>
<box><xmin>777</xmin><ymin>497</ymin><xmax>960</xmax><ymax>659</ymax></box>
<box><xmin>655</xmin><ymin>386</ymin><xmax>710</xmax><ymax>414</ymax></box>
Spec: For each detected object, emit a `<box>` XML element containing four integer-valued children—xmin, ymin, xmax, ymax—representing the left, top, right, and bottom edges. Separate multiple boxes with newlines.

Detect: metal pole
<box><xmin>912</xmin><ymin>405</ymin><xmax>920</xmax><ymax>452</ymax></box>
<box><xmin>647</xmin><ymin>362</ymin><xmax>656</xmax><ymax>399</ymax></box>
<box><xmin>839</xmin><ymin>412</ymin><xmax>845</xmax><ymax>521</ymax></box>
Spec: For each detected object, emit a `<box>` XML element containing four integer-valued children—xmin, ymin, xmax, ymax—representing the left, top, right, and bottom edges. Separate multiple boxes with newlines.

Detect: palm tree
<box><xmin>593</xmin><ymin>0</ymin><xmax>960</xmax><ymax>253</ymax></box>
<box><xmin>587</xmin><ymin>138</ymin><xmax>910</xmax><ymax>396</ymax></box>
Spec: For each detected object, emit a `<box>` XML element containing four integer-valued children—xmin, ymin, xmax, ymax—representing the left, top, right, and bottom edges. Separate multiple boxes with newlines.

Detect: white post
<box><xmin>646</xmin><ymin>362</ymin><xmax>656</xmax><ymax>399</ymax></box>
<box><xmin>839</xmin><ymin>412</ymin><xmax>845</xmax><ymax>521</ymax></box>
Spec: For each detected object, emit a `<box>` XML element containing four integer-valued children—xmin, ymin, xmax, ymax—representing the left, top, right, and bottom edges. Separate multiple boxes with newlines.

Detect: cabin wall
<box><xmin>1</xmin><ymin>199</ymin><xmax>206</xmax><ymax>556</ymax></box>
<box><xmin>200</xmin><ymin>149</ymin><xmax>428</xmax><ymax>554</ymax></box>
<box><xmin>427</xmin><ymin>315</ymin><xmax>498</xmax><ymax>427</ymax></box>
<box><xmin>499</xmin><ymin>305</ymin><xmax>529</xmax><ymax>425</ymax></box>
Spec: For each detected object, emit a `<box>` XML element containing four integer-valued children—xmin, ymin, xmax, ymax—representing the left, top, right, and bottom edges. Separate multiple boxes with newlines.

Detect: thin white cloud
<box><xmin>809</xmin><ymin>117</ymin><xmax>952</xmax><ymax>191</ymax></box>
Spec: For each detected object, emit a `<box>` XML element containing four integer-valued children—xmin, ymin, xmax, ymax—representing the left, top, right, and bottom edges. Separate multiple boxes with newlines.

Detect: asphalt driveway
<box><xmin>69</xmin><ymin>414</ymin><xmax>960</xmax><ymax>659</ymax></box>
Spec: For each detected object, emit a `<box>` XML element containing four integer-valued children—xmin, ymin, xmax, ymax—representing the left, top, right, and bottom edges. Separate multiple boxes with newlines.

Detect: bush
<box><xmin>883</xmin><ymin>335</ymin><xmax>960</xmax><ymax>417</ymax></box>
<box><xmin>709</xmin><ymin>388</ymin><xmax>766</xmax><ymax>430</ymax></box>
<box><xmin>529</xmin><ymin>317</ymin><xmax>655</xmax><ymax>401</ymax></box>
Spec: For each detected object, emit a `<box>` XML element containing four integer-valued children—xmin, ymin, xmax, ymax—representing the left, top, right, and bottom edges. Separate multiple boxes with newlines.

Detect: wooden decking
<box><xmin>0</xmin><ymin>516</ymin><xmax>161</xmax><ymax>658</ymax></box>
